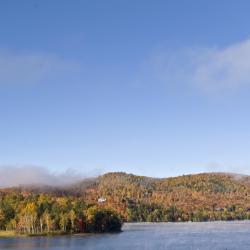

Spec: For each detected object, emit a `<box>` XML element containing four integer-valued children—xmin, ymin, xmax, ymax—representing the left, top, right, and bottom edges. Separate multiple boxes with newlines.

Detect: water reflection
<box><xmin>1</xmin><ymin>221</ymin><xmax>250</xmax><ymax>250</ymax></box>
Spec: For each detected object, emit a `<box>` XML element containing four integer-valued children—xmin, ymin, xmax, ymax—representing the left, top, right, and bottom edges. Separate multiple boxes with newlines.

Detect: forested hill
<box><xmin>2</xmin><ymin>172</ymin><xmax>250</xmax><ymax>222</ymax></box>
<box><xmin>81</xmin><ymin>172</ymin><xmax>250</xmax><ymax>221</ymax></box>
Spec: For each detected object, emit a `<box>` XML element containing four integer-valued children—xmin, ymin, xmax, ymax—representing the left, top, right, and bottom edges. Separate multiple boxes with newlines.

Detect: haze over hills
<box><xmin>2</xmin><ymin>172</ymin><xmax>250</xmax><ymax>222</ymax></box>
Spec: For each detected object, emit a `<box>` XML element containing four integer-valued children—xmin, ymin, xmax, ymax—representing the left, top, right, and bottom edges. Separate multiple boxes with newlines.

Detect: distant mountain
<box><xmin>1</xmin><ymin>172</ymin><xmax>250</xmax><ymax>222</ymax></box>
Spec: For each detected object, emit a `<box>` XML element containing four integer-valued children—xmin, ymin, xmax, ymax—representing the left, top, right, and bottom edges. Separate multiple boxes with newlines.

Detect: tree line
<box><xmin>0</xmin><ymin>192</ymin><xmax>122</xmax><ymax>235</ymax></box>
<box><xmin>126</xmin><ymin>202</ymin><xmax>250</xmax><ymax>222</ymax></box>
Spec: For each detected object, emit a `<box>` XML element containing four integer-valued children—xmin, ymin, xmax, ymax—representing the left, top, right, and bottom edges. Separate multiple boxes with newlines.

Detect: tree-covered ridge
<box><xmin>1</xmin><ymin>172</ymin><xmax>250</xmax><ymax>234</ymax></box>
<box><xmin>87</xmin><ymin>172</ymin><xmax>250</xmax><ymax>222</ymax></box>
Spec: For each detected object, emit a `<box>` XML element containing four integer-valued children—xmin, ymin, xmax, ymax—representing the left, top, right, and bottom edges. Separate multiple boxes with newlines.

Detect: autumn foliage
<box><xmin>1</xmin><ymin>172</ymin><xmax>250</xmax><ymax>235</ymax></box>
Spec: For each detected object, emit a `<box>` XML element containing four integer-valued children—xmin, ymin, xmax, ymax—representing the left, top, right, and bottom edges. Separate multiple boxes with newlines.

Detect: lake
<box><xmin>1</xmin><ymin>221</ymin><xmax>250</xmax><ymax>250</ymax></box>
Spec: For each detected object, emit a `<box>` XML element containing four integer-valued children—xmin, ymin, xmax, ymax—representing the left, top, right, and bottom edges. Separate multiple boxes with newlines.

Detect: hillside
<box><xmin>82</xmin><ymin>172</ymin><xmax>250</xmax><ymax>221</ymax></box>
<box><xmin>1</xmin><ymin>172</ymin><xmax>250</xmax><ymax>224</ymax></box>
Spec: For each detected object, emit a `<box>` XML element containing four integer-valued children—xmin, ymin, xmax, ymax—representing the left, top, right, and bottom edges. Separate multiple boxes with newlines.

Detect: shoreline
<box><xmin>2</xmin><ymin>220</ymin><xmax>250</xmax><ymax>238</ymax></box>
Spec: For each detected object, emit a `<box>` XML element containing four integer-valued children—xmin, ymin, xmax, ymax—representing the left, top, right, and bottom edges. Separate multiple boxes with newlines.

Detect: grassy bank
<box><xmin>0</xmin><ymin>230</ymin><xmax>117</xmax><ymax>237</ymax></box>
<box><xmin>0</xmin><ymin>230</ymin><xmax>72</xmax><ymax>238</ymax></box>
<box><xmin>0</xmin><ymin>230</ymin><xmax>18</xmax><ymax>237</ymax></box>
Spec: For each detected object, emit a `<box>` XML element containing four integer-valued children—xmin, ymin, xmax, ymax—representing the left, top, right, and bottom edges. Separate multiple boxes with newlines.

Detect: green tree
<box><xmin>86</xmin><ymin>207</ymin><xmax>122</xmax><ymax>233</ymax></box>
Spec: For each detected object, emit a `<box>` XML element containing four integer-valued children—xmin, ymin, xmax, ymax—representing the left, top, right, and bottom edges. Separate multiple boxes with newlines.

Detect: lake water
<box><xmin>1</xmin><ymin>221</ymin><xmax>250</xmax><ymax>250</ymax></box>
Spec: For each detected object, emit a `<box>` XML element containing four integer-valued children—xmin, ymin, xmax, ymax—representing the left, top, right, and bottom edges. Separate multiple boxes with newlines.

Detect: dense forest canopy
<box><xmin>1</xmin><ymin>172</ymin><xmax>250</xmax><ymax>235</ymax></box>
<box><xmin>0</xmin><ymin>193</ymin><xmax>122</xmax><ymax>234</ymax></box>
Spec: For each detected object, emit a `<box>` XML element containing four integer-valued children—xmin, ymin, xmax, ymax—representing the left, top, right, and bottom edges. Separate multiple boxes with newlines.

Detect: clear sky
<box><xmin>1</xmin><ymin>0</ymin><xmax>250</xmax><ymax>178</ymax></box>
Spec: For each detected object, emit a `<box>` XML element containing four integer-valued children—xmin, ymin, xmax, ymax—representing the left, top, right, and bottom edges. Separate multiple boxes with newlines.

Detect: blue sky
<box><xmin>1</xmin><ymin>0</ymin><xmax>250</xmax><ymax>179</ymax></box>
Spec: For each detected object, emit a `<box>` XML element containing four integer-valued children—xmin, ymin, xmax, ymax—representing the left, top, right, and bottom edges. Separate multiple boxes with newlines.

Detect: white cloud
<box><xmin>0</xmin><ymin>50</ymin><xmax>80</xmax><ymax>86</ymax></box>
<box><xmin>0</xmin><ymin>165</ymin><xmax>94</xmax><ymax>187</ymax></box>
<box><xmin>149</xmin><ymin>39</ymin><xmax>250</xmax><ymax>94</ymax></box>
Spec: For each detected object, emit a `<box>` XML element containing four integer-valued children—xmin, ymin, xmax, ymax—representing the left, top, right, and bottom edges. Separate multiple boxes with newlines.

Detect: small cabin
<box><xmin>98</xmin><ymin>197</ymin><xmax>106</xmax><ymax>203</ymax></box>
<box><xmin>215</xmin><ymin>207</ymin><xmax>224</xmax><ymax>212</ymax></box>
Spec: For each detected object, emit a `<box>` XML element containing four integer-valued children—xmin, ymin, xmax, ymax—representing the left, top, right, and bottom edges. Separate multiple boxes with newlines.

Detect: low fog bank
<box><xmin>0</xmin><ymin>165</ymin><xmax>100</xmax><ymax>188</ymax></box>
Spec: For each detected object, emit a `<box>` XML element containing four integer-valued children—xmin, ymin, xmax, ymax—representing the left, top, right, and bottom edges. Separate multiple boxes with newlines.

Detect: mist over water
<box><xmin>1</xmin><ymin>221</ymin><xmax>250</xmax><ymax>250</ymax></box>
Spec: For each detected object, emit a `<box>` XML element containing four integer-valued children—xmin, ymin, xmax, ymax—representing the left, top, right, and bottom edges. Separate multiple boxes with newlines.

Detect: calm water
<box><xmin>1</xmin><ymin>221</ymin><xmax>250</xmax><ymax>250</ymax></box>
